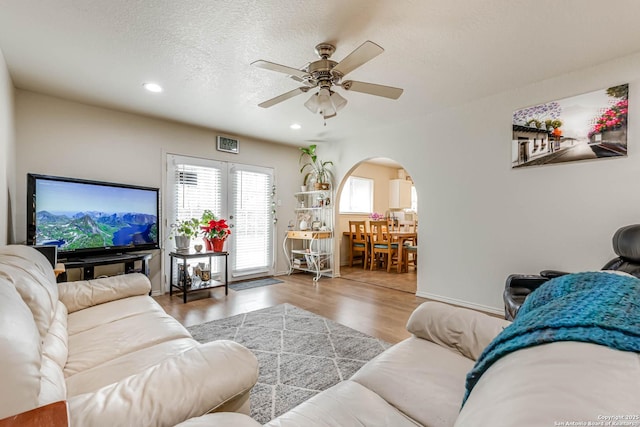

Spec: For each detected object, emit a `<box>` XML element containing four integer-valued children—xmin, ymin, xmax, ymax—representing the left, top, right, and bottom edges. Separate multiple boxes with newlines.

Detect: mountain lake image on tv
<box><xmin>28</xmin><ymin>174</ymin><xmax>159</xmax><ymax>256</ymax></box>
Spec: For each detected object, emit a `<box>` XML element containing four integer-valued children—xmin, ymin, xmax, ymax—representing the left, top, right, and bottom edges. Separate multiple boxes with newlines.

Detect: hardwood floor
<box><xmin>155</xmin><ymin>271</ymin><xmax>427</xmax><ymax>344</ymax></box>
<box><xmin>339</xmin><ymin>265</ymin><xmax>417</xmax><ymax>294</ymax></box>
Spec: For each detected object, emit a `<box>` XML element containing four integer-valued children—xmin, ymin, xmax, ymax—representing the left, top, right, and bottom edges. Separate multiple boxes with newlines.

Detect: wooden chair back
<box><xmin>369</xmin><ymin>220</ymin><xmax>392</xmax><ymax>244</ymax></box>
<box><xmin>369</xmin><ymin>220</ymin><xmax>398</xmax><ymax>271</ymax></box>
<box><xmin>348</xmin><ymin>220</ymin><xmax>368</xmax><ymax>268</ymax></box>
<box><xmin>349</xmin><ymin>221</ymin><xmax>367</xmax><ymax>244</ymax></box>
<box><xmin>398</xmin><ymin>220</ymin><xmax>416</xmax><ymax>233</ymax></box>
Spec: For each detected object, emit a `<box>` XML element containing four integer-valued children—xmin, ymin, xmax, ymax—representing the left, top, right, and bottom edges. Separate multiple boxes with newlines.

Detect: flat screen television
<box><xmin>27</xmin><ymin>174</ymin><xmax>160</xmax><ymax>259</ymax></box>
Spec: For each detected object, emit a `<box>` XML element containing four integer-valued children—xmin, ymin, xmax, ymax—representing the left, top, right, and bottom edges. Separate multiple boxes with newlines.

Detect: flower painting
<box><xmin>512</xmin><ymin>84</ymin><xmax>628</xmax><ymax>168</ymax></box>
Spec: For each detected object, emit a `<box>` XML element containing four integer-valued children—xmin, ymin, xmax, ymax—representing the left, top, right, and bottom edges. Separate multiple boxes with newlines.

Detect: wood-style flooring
<box><xmin>155</xmin><ymin>270</ymin><xmax>426</xmax><ymax>344</ymax></box>
<box><xmin>339</xmin><ymin>265</ymin><xmax>417</xmax><ymax>294</ymax></box>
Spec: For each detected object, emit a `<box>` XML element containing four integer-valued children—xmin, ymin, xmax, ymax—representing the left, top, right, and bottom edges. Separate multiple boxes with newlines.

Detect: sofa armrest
<box><xmin>406</xmin><ymin>302</ymin><xmax>511</xmax><ymax>361</ymax></box>
<box><xmin>58</xmin><ymin>273</ymin><xmax>151</xmax><ymax>313</ymax></box>
<box><xmin>67</xmin><ymin>340</ymin><xmax>258</xmax><ymax>427</ymax></box>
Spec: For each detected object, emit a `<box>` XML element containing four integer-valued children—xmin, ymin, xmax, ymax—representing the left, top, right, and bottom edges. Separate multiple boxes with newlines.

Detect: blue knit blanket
<box><xmin>462</xmin><ymin>271</ymin><xmax>640</xmax><ymax>406</ymax></box>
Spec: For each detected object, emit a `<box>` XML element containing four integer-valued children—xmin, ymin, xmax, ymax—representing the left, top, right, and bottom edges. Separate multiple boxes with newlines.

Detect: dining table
<box><xmin>343</xmin><ymin>230</ymin><xmax>417</xmax><ymax>273</ymax></box>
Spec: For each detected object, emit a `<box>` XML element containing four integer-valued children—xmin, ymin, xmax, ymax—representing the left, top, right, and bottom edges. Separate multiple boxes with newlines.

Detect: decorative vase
<box><xmin>175</xmin><ymin>235</ymin><xmax>190</xmax><ymax>252</ymax></box>
<box><xmin>212</xmin><ymin>237</ymin><xmax>225</xmax><ymax>252</ymax></box>
<box><xmin>204</xmin><ymin>238</ymin><xmax>214</xmax><ymax>251</ymax></box>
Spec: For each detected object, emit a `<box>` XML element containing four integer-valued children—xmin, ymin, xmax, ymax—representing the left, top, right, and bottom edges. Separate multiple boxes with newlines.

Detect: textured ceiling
<box><xmin>2</xmin><ymin>0</ymin><xmax>640</xmax><ymax>146</ymax></box>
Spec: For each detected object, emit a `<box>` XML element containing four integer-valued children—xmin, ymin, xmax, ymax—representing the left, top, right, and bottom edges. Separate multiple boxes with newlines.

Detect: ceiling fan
<box><xmin>251</xmin><ymin>40</ymin><xmax>403</xmax><ymax>120</ymax></box>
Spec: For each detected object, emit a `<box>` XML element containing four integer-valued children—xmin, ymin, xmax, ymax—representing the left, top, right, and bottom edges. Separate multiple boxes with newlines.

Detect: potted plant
<box><xmin>200</xmin><ymin>211</ymin><xmax>231</xmax><ymax>252</ymax></box>
<box><xmin>170</xmin><ymin>218</ymin><xmax>200</xmax><ymax>251</ymax></box>
<box><xmin>200</xmin><ymin>209</ymin><xmax>217</xmax><ymax>225</ymax></box>
<box><xmin>299</xmin><ymin>144</ymin><xmax>334</xmax><ymax>190</ymax></box>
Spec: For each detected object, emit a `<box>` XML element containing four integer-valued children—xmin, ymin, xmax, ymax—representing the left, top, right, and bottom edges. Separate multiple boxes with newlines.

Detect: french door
<box><xmin>166</xmin><ymin>154</ymin><xmax>275</xmax><ymax>289</ymax></box>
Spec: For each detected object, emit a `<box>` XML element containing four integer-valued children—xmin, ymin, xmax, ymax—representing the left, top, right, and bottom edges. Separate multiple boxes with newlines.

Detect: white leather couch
<box><xmin>182</xmin><ymin>300</ymin><xmax>639</xmax><ymax>426</ymax></box>
<box><xmin>0</xmin><ymin>245</ymin><xmax>258</xmax><ymax>426</ymax></box>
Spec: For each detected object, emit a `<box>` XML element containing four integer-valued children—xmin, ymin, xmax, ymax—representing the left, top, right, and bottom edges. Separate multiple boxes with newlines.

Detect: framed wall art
<box><xmin>512</xmin><ymin>84</ymin><xmax>628</xmax><ymax>168</ymax></box>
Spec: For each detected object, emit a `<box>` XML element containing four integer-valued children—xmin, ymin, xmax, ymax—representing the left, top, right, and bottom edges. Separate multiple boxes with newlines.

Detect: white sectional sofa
<box><xmin>0</xmin><ymin>245</ymin><xmax>258</xmax><ymax>426</ymax></box>
<box><xmin>183</xmin><ymin>298</ymin><xmax>639</xmax><ymax>426</ymax></box>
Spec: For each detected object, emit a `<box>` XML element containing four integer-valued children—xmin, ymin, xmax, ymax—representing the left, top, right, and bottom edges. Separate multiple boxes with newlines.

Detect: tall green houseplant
<box><xmin>299</xmin><ymin>144</ymin><xmax>334</xmax><ymax>189</ymax></box>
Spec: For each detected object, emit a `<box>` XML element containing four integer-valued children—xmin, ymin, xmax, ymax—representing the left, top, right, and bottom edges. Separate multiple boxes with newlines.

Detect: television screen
<box><xmin>27</xmin><ymin>174</ymin><xmax>160</xmax><ymax>258</ymax></box>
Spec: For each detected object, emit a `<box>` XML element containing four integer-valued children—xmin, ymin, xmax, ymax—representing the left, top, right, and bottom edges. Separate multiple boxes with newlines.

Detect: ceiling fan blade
<box><xmin>258</xmin><ymin>87</ymin><xmax>310</xmax><ymax>108</ymax></box>
<box><xmin>332</xmin><ymin>40</ymin><xmax>384</xmax><ymax>77</ymax></box>
<box><xmin>342</xmin><ymin>80</ymin><xmax>403</xmax><ymax>99</ymax></box>
<box><xmin>290</xmin><ymin>75</ymin><xmax>315</xmax><ymax>87</ymax></box>
<box><xmin>251</xmin><ymin>60</ymin><xmax>309</xmax><ymax>79</ymax></box>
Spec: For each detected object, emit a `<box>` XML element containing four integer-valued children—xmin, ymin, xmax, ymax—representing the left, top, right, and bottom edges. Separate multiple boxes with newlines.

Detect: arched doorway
<box><xmin>335</xmin><ymin>157</ymin><xmax>418</xmax><ymax>294</ymax></box>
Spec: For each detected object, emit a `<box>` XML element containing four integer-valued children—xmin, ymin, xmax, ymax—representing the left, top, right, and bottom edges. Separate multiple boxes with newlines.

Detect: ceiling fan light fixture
<box><xmin>304</xmin><ymin>93</ymin><xmax>320</xmax><ymax>113</ymax></box>
<box><xmin>322</xmin><ymin>111</ymin><xmax>337</xmax><ymax>120</ymax></box>
<box><xmin>317</xmin><ymin>88</ymin><xmax>334</xmax><ymax>115</ymax></box>
<box><xmin>304</xmin><ymin>88</ymin><xmax>347</xmax><ymax>120</ymax></box>
<box><xmin>331</xmin><ymin>91</ymin><xmax>347</xmax><ymax>111</ymax></box>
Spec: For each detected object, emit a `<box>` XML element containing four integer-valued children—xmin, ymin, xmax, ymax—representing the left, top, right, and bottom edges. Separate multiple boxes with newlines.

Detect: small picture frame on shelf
<box><xmin>311</xmin><ymin>221</ymin><xmax>322</xmax><ymax>230</ymax></box>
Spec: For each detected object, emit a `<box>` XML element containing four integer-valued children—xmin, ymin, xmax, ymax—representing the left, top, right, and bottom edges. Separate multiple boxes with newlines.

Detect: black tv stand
<box><xmin>60</xmin><ymin>252</ymin><xmax>152</xmax><ymax>281</ymax></box>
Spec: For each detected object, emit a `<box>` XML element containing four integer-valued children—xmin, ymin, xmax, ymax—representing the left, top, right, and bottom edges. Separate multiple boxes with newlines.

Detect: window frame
<box><xmin>339</xmin><ymin>176</ymin><xmax>374</xmax><ymax>214</ymax></box>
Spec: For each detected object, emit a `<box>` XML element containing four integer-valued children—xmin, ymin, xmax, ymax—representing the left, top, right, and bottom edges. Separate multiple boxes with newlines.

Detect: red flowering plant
<box><xmin>201</xmin><ymin>218</ymin><xmax>231</xmax><ymax>240</ymax></box>
<box><xmin>199</xmin><ymin>210</ymin><xmax>231</xmax><ymax>240</ymax></box>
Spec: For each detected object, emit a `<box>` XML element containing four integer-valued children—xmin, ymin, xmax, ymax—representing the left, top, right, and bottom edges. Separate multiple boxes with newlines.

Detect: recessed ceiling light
<box><xmin>143</xmin><ymin>82</ymin><xmax>163</xmax><ymax>93</ymax></box>
<box><xmin>290</xmin><ymin>123</ymin><xmax>301</xmax><ymax>130</ymax></box>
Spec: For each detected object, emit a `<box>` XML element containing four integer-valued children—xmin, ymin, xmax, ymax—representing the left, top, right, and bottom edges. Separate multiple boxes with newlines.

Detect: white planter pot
<box><xmin>175</xmin><ymin>235</ymin><xmax>190</xmax><ymax>251</ymax></box>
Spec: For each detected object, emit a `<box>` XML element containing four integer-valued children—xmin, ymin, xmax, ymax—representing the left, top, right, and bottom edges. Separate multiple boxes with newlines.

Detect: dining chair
<box><xmin>398</xmin><ymin>220</ymin><xmax>417</xmax><ymax>247</ymax></box>
<box><xmin>369</xmin><ymin>220</ymin><xmax>399</xmax><ymax>272</ymax></box>
<box><xmin>348</xmin><ymin>220</ymin><xmax>368</xmax><ymax>268</ymax></box>
<box><xmin>387</xmin><ymin>217</ymin><xmax>400</xmax><ymax>232</ymax></box>
<box><xmin>403</xmin><ymin>242</ymin><xmax>417</xmax><ymax>271</ymax></box>
<box><xmin>398</xmin><ymin>220</ymin><xmax>416</xmax><ymax>233</ymax></box>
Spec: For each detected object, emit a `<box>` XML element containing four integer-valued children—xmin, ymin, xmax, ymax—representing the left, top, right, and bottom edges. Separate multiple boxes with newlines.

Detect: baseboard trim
<box><xmin>415</xmin><ymin>291</ymin><xmax>504</xmax><ymax>316</ymax></box>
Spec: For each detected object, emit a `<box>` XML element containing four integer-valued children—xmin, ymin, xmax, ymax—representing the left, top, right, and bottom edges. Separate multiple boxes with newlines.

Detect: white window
<box><xmin>171</xmin><ymin>159</ymin><xmax>225</xmax><ymax>234</ymax></box>
<box><xmin>339</xmin><ymin>176</ymin><xmax>373</xmax><ymax>214</ymax></box>
<box><xmin>166</xmin><ymin>155</ymin><xmax>275</xmax><ymax>288</ymax></box>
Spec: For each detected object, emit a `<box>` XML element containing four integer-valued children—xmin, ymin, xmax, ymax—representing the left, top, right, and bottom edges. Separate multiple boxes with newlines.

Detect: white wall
<box><xmin>330</xmin><ymin>51</ymin><xmax>640</xmax><ymax>313</ymax></box>
<box><xmin>14</xmin><ymin>90</ymin><xmax>302</xmax><ymax>292</ymax></box>
<box><xmin>0</xmin><ymin>48</ymin><xmax>15</xmax><ymax>245</ymax></box>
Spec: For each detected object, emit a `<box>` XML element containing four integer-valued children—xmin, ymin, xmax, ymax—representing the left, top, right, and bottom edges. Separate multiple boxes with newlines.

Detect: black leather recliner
<box><xmin>503</xmin><ymin>224</ymin><xmax>640</xmax><ymax>320</ymax></box>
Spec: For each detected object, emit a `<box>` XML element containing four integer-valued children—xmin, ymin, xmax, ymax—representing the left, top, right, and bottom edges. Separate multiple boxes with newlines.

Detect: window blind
<box><xmin>230</xmin><ymin>165</ymin><xmax>274</xmax><ymax>274</ymax></box>
<box><xmin>173</xmin><ymin>163</ymin><xmax>223</xmax><ymax>229</ymax></box>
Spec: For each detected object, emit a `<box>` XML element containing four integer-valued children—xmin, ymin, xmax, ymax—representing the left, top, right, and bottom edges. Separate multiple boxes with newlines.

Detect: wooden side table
<box><xmin>169</xmin><ymin>250</ymin><xmax>228</xmax><ymax>303</ymax></box>
<box><xmin>0</xmin><ymin>401</ymin><xmax>68</xmax><ymax>427</ymax></box>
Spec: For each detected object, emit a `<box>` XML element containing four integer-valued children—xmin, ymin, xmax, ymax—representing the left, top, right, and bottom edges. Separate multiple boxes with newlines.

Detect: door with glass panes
<box><xmin>166</xmin><ymin>154</ymin><xmax>275</xmax><ymax>289</ymax></box>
